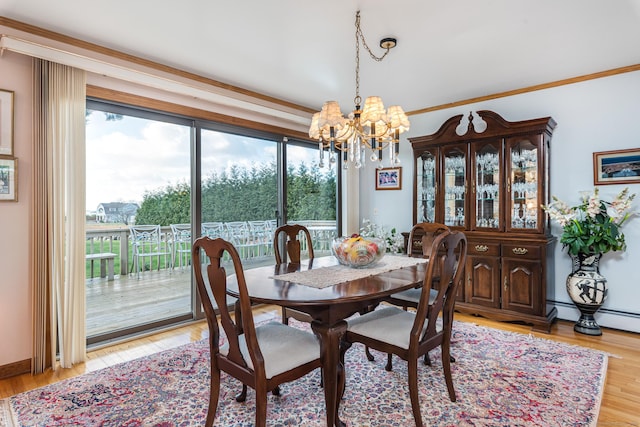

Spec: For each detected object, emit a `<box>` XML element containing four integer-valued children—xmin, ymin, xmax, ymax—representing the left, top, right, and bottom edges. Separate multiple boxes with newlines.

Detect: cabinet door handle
<box><xmin>474</xmin><ymin>244</ymin><xmax>489</xmax><ymax>252</ymax></box>
<box><xmin>504</xmin><ymin>276</ymin><xmax>508</xmax><ymax>291</ymax></box>
<box><xmin>512</xmin><ymin>247</ymin><xmax>528</xmax><ymax>255</ymax></box>
<box><xmin>507</xmin><ymin>177</ymin><xmax>511</xmax><ymax>193</ymax></box>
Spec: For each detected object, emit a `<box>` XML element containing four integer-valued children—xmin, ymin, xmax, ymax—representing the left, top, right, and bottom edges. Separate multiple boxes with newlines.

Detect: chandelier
<box><xmin>309</xmin><ymin>11</ymin><xmax>410</xmax><ymax>170</ymax></box>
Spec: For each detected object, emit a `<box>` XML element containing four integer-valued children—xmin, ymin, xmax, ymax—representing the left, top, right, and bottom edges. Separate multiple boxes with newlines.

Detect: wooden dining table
<box><xmin>226</xmin><ymin>255</ymin><xmax>428</xmax><ymax>427</ymax></box>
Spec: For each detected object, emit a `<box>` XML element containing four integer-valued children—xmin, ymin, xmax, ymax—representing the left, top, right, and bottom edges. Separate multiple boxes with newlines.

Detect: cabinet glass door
<box><xmin>416</xmin><ymin>150</ymin><xmax>438</xmax><ymax>223</ymax></box>
<box><xmin>473</xmin><ymin>142</ymin><xmax>501</xmax><ymax>230</ymax></box>
<box><xmin>508</xmin><ymin>138</ymin><xmax>539</xmax><ymax>231</ymax></box>
<box><xmin>442</xmin><ymin>145</ymin><xmax>466</xmax><ymax>227</ymax></box>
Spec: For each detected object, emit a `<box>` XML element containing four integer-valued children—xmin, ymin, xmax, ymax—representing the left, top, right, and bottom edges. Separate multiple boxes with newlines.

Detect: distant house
<box><xmin>95</xmin><ymin>202</ymin><xmax>139</xmax><ymax>224</ymax></box>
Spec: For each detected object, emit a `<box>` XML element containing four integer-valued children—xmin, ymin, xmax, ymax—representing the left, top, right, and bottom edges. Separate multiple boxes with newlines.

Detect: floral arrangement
<box><xmin>359</xmin><ymin>219</ymin><xmax>405</xmax><ymax>254</ymax></box>
<box><xmin>542</xmin><ymin>187</ymin><xmax>636</xmax><ymax>256</ymax></box>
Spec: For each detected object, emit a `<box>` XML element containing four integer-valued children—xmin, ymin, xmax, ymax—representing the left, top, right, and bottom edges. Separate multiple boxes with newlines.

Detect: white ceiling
<box><xmin>2</xmin><ymin>0</ymin><xmax>640</xmax><ymax>115</ymax></box>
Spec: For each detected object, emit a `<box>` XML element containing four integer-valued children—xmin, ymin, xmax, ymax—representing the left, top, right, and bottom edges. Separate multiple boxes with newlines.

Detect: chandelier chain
<box><xmin>354</xmin><ymin>10</ymin><xmax>391</xmax><ymax>105</ymax></box>
<box><xmin>355</xmin><ymin>11</ymin><xmax>390</xmax><ymax>63</ymax></box>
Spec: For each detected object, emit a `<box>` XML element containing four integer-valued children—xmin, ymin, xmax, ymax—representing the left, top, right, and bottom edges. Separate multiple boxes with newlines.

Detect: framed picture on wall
<box><xmin>375</xmin><ymin>167</ymin><xmax>402</xmax><ymax>190</ymax></box>
<box><xmin>593</xmin><ymin>148</ymin><xmax>640</xmax><ymax>185</ymax></box>
<box><xmin>0</xmin><ymin>156</ymin><xmax>17</xmax><ymax>202</ymax></box>
<box><xmin>0</xmin><ymin>89</ymin><xmax>14</xmax><ymax>156</ymax></box>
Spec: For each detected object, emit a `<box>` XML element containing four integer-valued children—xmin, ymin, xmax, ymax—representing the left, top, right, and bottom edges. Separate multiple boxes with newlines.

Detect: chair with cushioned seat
<box><xmin>385</xmin><ymin>222</ymin><xmax>451</xmax><ymax>309</ymax></box>
<box><xmin>341</xmin><ymin>230</ymin><xmax>467</xmax><ymax>427</ymax></box>
<box><xmin>273</xmin><ymin>224</ymin><xmax>315</xmax><ymax>324</ymax></box>
<box><xmin>192</xmin><ymin>236</ymin><xmax>322</xmax><ymax>427</ymax></box>
<box><xmin>380</xmin><ymin>222</ymin><xmax>452</xmax><ymax>367</ymax></box>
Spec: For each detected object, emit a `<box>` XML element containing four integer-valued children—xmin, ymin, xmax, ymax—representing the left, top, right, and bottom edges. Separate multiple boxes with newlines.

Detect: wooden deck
<box><xmin>86</xmin><ymin>267</ymin><xmax>192</xmax><ymax>337</ymax></box>
<box><xmin>85</xmin><ymin>253</ymin><xmax>329</xmax><ymax>338</ymax></box>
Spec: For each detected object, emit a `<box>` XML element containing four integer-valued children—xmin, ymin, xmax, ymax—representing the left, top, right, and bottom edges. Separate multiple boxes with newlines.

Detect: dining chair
<box><xmin>385</xmin><ymin>222</ymin><xmax>451</xmax><ymax>310</ymax></box>
<box><xmin>192</xmin><ymin>237</ymin><xmax>322</xmax><ymax>427</ymax></box>
<box><xmin>367</xmin><ymin>222</ymin><xmax>452</xmax><ymax>366</ymax></box>
<box><xmin>129</xmin><ymin>225</ymin><xmax>172</xmax><ymax>279</ymax></box>
<box><xmin>382</xmin><ymin>222</ymin><xmax>454</xmax><ymax>364</ymax></box>
<box><xmin>341</xmin><ymin>230</ymin><xmax>467</xmax><ymax>427</ymax></box>
<box><xmin>169</xmin><ymin>223</ymin><xmax>192</xmax><ymax>269</ymax></box>
<box><xmin>273</xmin><ymin>224</ymin><xmax>315</xmax><ymax>324</ymax></box>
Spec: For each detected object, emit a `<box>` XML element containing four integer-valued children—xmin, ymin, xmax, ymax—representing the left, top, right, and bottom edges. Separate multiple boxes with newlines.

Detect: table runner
<box><xmin>271</xmin><ymin>255</ymin><xmax>428</xmax><ymax>289</ymax></box>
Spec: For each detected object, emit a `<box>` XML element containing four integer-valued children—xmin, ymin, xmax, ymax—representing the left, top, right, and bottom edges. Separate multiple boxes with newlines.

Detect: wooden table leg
<box><xmin>312</xmin><ymin>320</ymin><xmax>347</xmax><ymax>427</ymax></box>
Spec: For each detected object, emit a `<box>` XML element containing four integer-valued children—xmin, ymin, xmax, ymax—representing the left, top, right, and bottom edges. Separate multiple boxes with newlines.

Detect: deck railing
<box><xmin>85</xmin><ymin>220</ymin><xmax>337</xmax><ymax>279</ymax></box>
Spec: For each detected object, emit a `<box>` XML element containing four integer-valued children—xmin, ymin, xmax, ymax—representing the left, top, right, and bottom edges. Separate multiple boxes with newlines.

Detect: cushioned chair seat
<box><xmin>348</xmin><ymin>307</ymin><xmax>433</xmax><ymax>349</ymax></box>
<box><xmin>386</xmin><ymin>288</ymin><xmax>437</xmax><ymax>306</ymax></box>
<box><xmin>235</xmin><ymin>322</ymin><xmax>320</xmax><ymax>379</ymax></box>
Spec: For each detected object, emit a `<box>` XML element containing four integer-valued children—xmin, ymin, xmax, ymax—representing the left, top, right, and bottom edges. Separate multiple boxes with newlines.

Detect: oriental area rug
<box><xmin>0</xmin><ymin>320</ymin><xmax>607</xmax><ymax>426</ymax></box>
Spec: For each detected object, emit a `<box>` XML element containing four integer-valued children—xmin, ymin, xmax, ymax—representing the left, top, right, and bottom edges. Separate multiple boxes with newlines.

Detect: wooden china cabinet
<box><xmin>409</xmin><ymin>110</ymin><xmax>558</xmax><ymax>332</ymax></box>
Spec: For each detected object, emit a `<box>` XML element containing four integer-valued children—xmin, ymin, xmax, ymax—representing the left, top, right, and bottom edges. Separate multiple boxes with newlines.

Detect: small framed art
<box><xmin>0</xmin><ymin>156</ymin><xmax>17</xmax><ymax>202</ymax></box>
<box><xmin>0</xmin><ymin>89</ymin><xmax>14</xmax><ymax>156</ymax></box>
<box><xmin>375</xmin><ymin>167</ymin><xmax>402</xmax><ymax>190</ymax></box>
<box><xmin>593</xmin><ymin>148</ymin><xmax>640</xmax><ymax>185</ymax></box>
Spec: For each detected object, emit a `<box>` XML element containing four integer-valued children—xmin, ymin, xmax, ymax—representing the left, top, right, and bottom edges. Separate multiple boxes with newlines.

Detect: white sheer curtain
<box><xmin>32</xmin><ymin>59</ymin><xmax>87</xmax><ymax>371</ymax></box>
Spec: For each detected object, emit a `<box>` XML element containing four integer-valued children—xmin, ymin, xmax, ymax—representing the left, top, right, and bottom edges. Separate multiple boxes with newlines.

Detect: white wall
<box><xmin>360</xmin><ymin>70</ymin><xmax>640</xmax><ymax>333</ymax></box>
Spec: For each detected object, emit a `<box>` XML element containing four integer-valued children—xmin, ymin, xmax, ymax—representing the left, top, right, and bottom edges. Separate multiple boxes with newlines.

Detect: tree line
<box><xmin>134</xmin><ymin>161</ymin><xmax>336</xmax><ymax>225</ymax></box>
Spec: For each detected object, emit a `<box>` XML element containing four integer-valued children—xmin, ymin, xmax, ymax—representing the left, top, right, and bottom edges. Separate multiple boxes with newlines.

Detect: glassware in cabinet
<box><xmin>442</xmin><ymin>145</ymin><xmax>466</xmax><ymax>227</ymax></box>
<box><xmin>472</xmin><ymin>141</ymin><xmax>502</xmax><ymax>230</ymax></box>
<box><xmin>507</xmin><ymin>136</ymin><xmax>541</xmax><ymax>231</ymax></box>
<box><xmin>416</xmin><ymin>150</ymin><xmax>437</xmax><ymax>223</ymax></box>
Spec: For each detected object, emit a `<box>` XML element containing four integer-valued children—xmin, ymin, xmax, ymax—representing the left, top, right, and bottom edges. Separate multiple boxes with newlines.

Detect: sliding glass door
<box><xmin>199</xmin><ymin>127</ymin><xmax>278</xmax><ymax>269</ymax></box>
<box><xmin>85</xmin><ymin>100</ymin><xmax>339</xmax><ymax>345</ymax></box>
<box><xmin>85</xmin><ymin>102</ymin><xmax>193</xmax><ymax>344</ymax></box>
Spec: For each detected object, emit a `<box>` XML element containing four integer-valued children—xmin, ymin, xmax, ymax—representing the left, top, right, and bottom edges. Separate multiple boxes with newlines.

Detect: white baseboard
<box><xmin>553</xmin><ymin>301</ymin><xmax>640</xmax><ymax>334</ymax></box>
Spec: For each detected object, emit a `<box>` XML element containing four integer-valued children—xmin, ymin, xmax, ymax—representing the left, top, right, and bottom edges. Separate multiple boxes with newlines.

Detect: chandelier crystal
<box><xmin>309</xmin><ymin>11</ymin><xmax>410</xmax><ymax>170</ymax></box>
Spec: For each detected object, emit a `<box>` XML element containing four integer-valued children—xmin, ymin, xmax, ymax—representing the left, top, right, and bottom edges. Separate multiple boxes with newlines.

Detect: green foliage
<box><xmin>543</xmin><ymin>187</ymin><xmax>635</xmax><ymax>256</ymax></box>
<box><xmin>135</xmin><ymin>182</ymin><xmax>191</xmax><ymax>225</ymax></box>
<box><xmin>286</xmin><ymin>162</ymin><xmax>336</xmax><ymax>221</ymax></box>
<box><xmin>135</xmin><ymin>161</ymin><xmax>336</xmax><ymax>225</ymax></box>
<box><xmin>560</xmin><ymin>209</ymin><xmax>618</xmax><ymax>255</ymax></box>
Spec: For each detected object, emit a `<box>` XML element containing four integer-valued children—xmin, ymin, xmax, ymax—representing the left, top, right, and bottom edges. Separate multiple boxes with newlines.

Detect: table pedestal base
<box><xmin>312</xmin><ymin>320</ymin><xmax>347</xmax><ymax>427</ymax></box>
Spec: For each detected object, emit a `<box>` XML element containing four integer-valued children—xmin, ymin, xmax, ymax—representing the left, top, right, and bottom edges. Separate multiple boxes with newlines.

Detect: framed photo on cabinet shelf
<box><xmin>375</xmin><ymin>167</ymin><xmax>402</xmax><ymax>190</ymax></box>
<box><xmin>0</xmin><ymin>156</ymin><xmax>17</xmax><ymax>201</ymax></box>
<box><xmin>593</xmin><ymin>148</ymin><xmax>640</xmax><ymax>185</ymax></box>
<box><xmin>0</xmin><ymin>89</ymin><xmax>14</xmax><ymax>156</ymax></box>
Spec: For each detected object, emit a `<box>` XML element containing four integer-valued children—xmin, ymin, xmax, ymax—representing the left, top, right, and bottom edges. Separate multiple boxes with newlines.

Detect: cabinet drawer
<box><xmin>468</xmin><ymin>242</ymin><xmax>500</xmax><ymax>256</ymax></box>
<box><xmin>502</xmin><ymin>244</ymin><xmax>540</xmax><ymax>259</ymax></box>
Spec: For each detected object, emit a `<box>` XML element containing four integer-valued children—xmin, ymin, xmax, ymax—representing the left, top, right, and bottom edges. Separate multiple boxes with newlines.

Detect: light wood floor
<box><xmin>1</xmin><ymin>306</ymin><xmax>639</xmax><ymax>426</ymax></box>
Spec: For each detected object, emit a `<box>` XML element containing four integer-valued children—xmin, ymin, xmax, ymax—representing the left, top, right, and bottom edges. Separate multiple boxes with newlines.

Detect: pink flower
<box><xmin>586</xmin><ymin>192</ymin><xmax>601</xmax><ymax>219</ymax></box>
